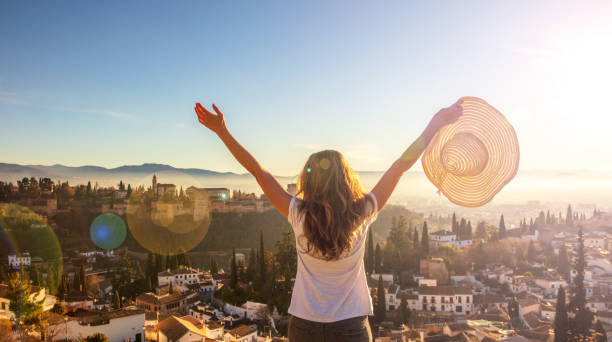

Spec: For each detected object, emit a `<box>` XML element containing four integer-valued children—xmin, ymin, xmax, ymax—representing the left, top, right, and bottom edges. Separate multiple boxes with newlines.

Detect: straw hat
<box><xmin>421</xmin><ymin>97</ymin><xmax>519</xmax><ymax>207</ymax></box>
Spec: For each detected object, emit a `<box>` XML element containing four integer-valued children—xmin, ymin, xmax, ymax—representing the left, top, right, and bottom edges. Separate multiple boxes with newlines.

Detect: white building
<box><xmin>48</xmin><ymin>308</ymin><xmax>145</xmax><ymax>342</ymax></box>
<box><xmin>429</xmin><ymin>230</ymin><xmax>473</xmax><ymax>249</ymax></box>
<box><xmin>386</xmin><ymin>284</ymin><xmax>401</xmax><ymax>311</ymax></box>
<box><xmin>534</xmin><ymin>275</ymin><xmax>567</xmax><ymax>296</ymax></box>
<box><xmin>8</xmin><ymin>252</ymin><xmax>31</xmax><ymax>268</ymax></box>
<box><xmin>158</xmin><ymin>267</ymin><xmax>210</xmax><ymax>287</ymax></box>
<box><xmin>417</xmin><ymin>286</ymin><xmax>473</xmax><ymax>315</ymax></box>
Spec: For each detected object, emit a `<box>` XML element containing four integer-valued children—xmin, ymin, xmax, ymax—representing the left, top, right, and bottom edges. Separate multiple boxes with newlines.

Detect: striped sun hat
<box><xmin>421</xmin><ymin>97</ymin><xmax>520</xmax><ymax>207</ymax></box>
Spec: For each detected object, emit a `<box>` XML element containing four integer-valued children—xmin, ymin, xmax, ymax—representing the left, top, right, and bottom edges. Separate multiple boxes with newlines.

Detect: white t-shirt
<box><xmin>287</xmin><ymin>192</ymin><xmax>379</xmax><ymax>322</ymax></box>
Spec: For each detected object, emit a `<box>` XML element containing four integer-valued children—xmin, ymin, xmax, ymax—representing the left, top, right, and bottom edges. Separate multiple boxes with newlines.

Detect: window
<box><xmin>456</xmin><ymin>306</ymin><xmax>462</xmax><ymax>312</ymax></box>
<box><xmin>458</xmin><ymin>296</ymin><xmax>462</xmax><ymax>303</ymax></box>
<box><xmin>466</xmin><ymin>296</ymin><xmax>470</xmax><ymax>303</ymax></box>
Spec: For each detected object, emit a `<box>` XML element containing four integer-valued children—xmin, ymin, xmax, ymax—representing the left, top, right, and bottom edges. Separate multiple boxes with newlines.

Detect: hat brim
<box><xmin>421</xmin><ymin>97</ymin><xmax>520</xmax><ymax>207</ymax></box>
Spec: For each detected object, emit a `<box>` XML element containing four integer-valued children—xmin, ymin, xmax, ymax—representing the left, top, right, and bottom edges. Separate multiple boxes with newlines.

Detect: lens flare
<box><xmin>0</xmin><ymin>204</ymin><xmax>63</xmax><ymax>299</ymax></box>
<box><xmin>126</xmin><ymin>172</ymin><xmax>211</xmax><ymax>255</ymax></box>
<box><xmin>90</xmin><ymin>213</ymin><xmax>127</xmax><ymax>250</ymax></box>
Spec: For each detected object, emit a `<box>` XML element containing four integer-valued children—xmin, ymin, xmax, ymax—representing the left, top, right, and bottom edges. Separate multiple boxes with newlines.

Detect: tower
<box><xmin>152</xmin><ymin>174</ymin><xmax>158</xmax><ymax>198</ymax></box>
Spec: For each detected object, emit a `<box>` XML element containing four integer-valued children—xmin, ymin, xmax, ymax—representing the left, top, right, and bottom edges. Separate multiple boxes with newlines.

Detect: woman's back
<box><xmin>287</xmin><ymin>192</ymin><xmax>378</xmax><ymax>322</ymax></box>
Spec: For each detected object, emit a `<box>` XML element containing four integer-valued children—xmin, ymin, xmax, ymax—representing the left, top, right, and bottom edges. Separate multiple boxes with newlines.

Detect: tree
<box><xmin>554</xmin><ymin>287</ymin><xmax>569</xmax><ymax>342</ymax></box>
<box><xmin>79</xmin><ymin>265</ymin><xmax>88</xmax><ymax>293</ymax></box>
<box><xmin>421</xmin><ymin>222</ymin><xmax>429</xmax><ymax>257</ymax></box>
<box><xmin>275</xmin><ymin>230</ymin><xmax>297</xmax><ymax>281</ymax></box>
<box><xmin>231</xmin><ymin>248</ymin><xmax>238</xmax><ymax>289</ymax></box>
<box><xmin>126</xmin><ymin>184</ymin><xmax>132</xmax><ymax>198</ymax></box>
<box><xmin>374</xmin><ymin>243</ymin><xmax>383</xmax><ymax>274</ymax></box>
<box><xmin>527</xmin><ymin>241</ymin><xmax>536</xmax><ymax>263</ymax></box>
<box><xmin>374</xmin><ymin>275</ymin><xmax>386</xmax><ymax>323</ymax></box>
<box><xmin>113</xmin><ymin>290</ymin><xmax>121</xmax><ymax>309</ymax></box>
<box><xmin>395</xmin><ymin>293</ymin><xmax>410</xmax><ymax>327</ymax></box>
<box><xmin>259</xmin><ymin>231</ymin><xmax>266</xmax><ymax>283</ymax></box>
<box><xmin>595</xmin><ymin>321</ymin><xmax>607</xmax><ymax>342</ymax></box>
<box><xmin>499</xmin><ymin>215</ymin><xmax>506</xmax><ymax>239</ymax></box>
<box><xmin>451</xmin><ymin>213</ymin><xmax>458</xmax><ymax>234</ymax></box>
<box><xmin>84</xmin><ymin>332</ymin><xmax>110</xmax><ymax>342</ymax></box>
<box><xmin>558</xmin><ymin>245</ymin><xmax>571</xmax><ymax>282</ymax></box>
<box><xmin>210</xmin><ymin>256</ymin><xmax>218</xmax><ymax>274</ymax></box>
<box><xmin>569</xmin><ymin>228</ymin><xmax>593</xmax><ymax>337</ymax></box>
<box><xmin>7</xmin><ymin>272</ymin><xmax>44</xmax><ymax>335</ymax></box>
<box><xmin>413</xmin><ymin>228</ymin><xmax>419</xmax><ymax>249</ymax></box>
<box><xmin>366</xmin><ymin>229</ymin><xmax>374</xmax><ymax>275</ymax></box>
<box><xmin>566</xmin><ymin>205</ymin><xmax>574</xmax><ymax>227</ymax></box>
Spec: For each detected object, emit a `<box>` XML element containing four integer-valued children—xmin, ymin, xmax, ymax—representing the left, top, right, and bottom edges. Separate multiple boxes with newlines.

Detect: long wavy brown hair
<box><xmin>296</xmin><ymin>150</ymin><xmax>375</xmax><ymax>260</ymax></box>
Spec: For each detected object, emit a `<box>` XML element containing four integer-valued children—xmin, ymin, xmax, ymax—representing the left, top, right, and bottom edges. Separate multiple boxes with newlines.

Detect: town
<box><xmin>1</xmin><ymin>175</ymin><xmax>612</xmax><ymax>342</ymax></box>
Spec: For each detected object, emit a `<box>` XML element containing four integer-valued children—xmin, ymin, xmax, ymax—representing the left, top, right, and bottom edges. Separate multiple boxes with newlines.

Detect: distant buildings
<box><xmin>429</xmin><ymin>230</ymin><xmax>473</xmax><ymax>249</ymax></box>
<box><xmin>7</xmin><ymin>252</ymin><xmax>31</xmax><ymax>269</ymax></box>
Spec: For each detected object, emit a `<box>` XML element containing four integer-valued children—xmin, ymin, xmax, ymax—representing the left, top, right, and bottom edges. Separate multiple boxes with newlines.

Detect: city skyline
<box><xmin>2</xmin><ymin>1</ymin><xmax>612</xmax><ymax>176</ymax></box>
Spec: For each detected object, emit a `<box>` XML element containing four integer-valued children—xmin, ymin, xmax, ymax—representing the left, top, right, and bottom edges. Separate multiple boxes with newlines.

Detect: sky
<box><xmin>1</xmin><ymin>1</ymin><xmax>611</xmax><ymax>176</ymax></box>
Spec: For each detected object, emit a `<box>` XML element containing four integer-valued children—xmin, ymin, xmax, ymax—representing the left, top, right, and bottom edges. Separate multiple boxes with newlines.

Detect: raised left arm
<box><xmin>195</xmin><ymin>103</ymin><xmax>292</xmax><ymax>217</ymax></box>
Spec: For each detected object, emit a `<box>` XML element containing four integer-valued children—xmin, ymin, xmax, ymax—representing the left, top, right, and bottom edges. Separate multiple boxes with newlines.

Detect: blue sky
<box><xmin>1</xmin><ymin>1</ymin><xmax>611</xmax><ymax>176</ymax></box>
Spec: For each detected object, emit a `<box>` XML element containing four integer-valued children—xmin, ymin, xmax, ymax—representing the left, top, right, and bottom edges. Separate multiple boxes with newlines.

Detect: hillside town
<box><xmin>2</xmin><ymin>176</ymin><xmax>612</xmax><ymax>341</ymax></box>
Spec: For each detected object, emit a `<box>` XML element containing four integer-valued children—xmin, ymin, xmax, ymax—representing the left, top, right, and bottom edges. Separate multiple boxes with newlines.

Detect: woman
<box><xmin>194</xmin><ymin>99</ymin><xmax>463</xmax><ymax>341</ymax></box>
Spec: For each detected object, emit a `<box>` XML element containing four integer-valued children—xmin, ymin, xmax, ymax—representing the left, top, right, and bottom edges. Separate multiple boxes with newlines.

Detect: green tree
<box><xmin>395</xmin><ymin>293</ymin><xmax>410</xmax><ymax>327</ymax></box>
<box><xmin>366</xmin><ymin>229</ymin><xmax>374</xmax><ymax>275</ymax></box>
<box><xmin>79</xmin><ymin>265</ymin><xmax>88</xmax><ymax>293</ymax></box>
<box><xmin>374</xmin><ymin>243</ymin><xmax>383</xmax><ymax>274</ymax></box>
<box><xmin>554</xmin><ymin>287</ymin><xmax>568</xmax><ymax>342</ymax></box>
<box><xmin>527</xmin><ymin>241</ymin><xmax>536</xmax><ymax>263</ymax></box>
<box><xmin>7</xmin><ymin>272</ymin><xmax>43</xmax><ymax>334</ymax></box>
<box><xmin>374</xmin><ymin>275</ymin><xmax>386</xmax><ymax>323</ymax></box>
<box><xmin>499</xmin><ymin>214</ymin><xmax>506</xmax><ymax>239</ymax></box>
<box><xmin>558</xmin><ymin>245</ymin><xmax>571</xmax><ymax>282</ymax></box>
<box><xmin>84</xmin><ymin>332</ymin><xmax>109</xmax><ymax>342</ymax></box>
<box><xmin>569</xmin><ymin>228</ymin><xmax>593</xmax><ymax>337</ymax></box>
<box><xmin>231</xmin><ymin>248</ymin><xmax>238</xmax><ymax>289</ymax></box>
<box><xmin>566</xmin><ymin>205</ymin><xmax>573</xmax><ymax>227</ymax></box>
<box><xmin>210</xmin><ymin>256</ymin><xmax>219</xmax><ymax>274</ymax></box>
<box><xmin>259</xmin><ymin>231</ymin><xmax>266</xmax><ymax>283</ymax></box>
<box><xmin>420</xmin><ymin>222</ymin><xmax>429</xmax><ymax>257</ymax></box>
<box><xmin>275</xmin><ymin>230</ymin><xmax>297</xmax><ymax>281</ymax></box>
<box><xmin>113</xmin><ymin>290</ymin><xmax>121</xmax><ymax>309</ymax></box>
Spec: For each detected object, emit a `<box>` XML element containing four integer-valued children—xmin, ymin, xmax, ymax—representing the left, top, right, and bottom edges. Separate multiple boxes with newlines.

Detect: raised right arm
<box><xmin>371</xmin><ymin>98</ymin><xmax>464</xmax><ymax>210</ymax></box>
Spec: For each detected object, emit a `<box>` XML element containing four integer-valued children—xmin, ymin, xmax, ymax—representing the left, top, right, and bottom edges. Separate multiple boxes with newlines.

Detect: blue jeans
<box><xmin>288</xmin><ymin>315</ymin><xmax>372</xmax><ymax>342</ymax></box>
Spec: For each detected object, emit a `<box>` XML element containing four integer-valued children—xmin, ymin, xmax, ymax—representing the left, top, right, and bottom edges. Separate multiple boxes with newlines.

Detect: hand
<box><xmin>433</xmin><ymin>98</ymin><xmax>464</xmax><ymax>128</ymax></box>
<box><xmin>195</xmin><ymin>103</ymin><xmax>227</xmax><ymax>135</ymax></box>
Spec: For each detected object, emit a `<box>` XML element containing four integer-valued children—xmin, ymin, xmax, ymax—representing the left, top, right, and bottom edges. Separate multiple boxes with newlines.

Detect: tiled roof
<box><xmin>227</xmin><ymin>324</ymin><xmax>256</xmax><ymax>338</ymax></box>
<box><xmin>419</xmin><ymin>286</ymin><xmax>472</xmax><ymax>296</ymax></box>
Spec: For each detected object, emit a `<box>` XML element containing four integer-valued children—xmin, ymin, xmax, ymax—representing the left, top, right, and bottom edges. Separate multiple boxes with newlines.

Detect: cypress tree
<box><xmin>569</xmin><ymin>228</ymin><xmax>593</xmax><ymax>336</ymax></box>
<box><xmin>466</xmin><ymin>221</ymin><xmax>473</xmax><ymax>239</ymax></box>
<box><xmin>374</xmin><ymin>275</ymin><xmax>386</xmax><ymax>323</ymax></box>
<box><xmin>527</xmin><ymin>240</ymin><xmax>536</xmax><ymax>262</ymax></box>
<box><xmin>451</xmin><ymin>213</ymin><xmax>458</xmax><ymax>234</ymax></box>
<box><xmin>499</xmin><ymin>214</ymin><xmax>506</xmax><ymax>239</ymax></box>
<box><xmin>375</xmin><ymin>243</ymin><xmax>382</xmax><ymax>274</ymax></box>
<box><xmin>566</xmin><ymin>205</ymin><xmax>574</xmax><ymax>227</ymax></box>
<box><xmin>231</xmin><ymin>248</ymin><xmax>238</xmax><ymax>289</ymax></box>
<box><xmin>413</xmin><ymin>228</ymin><xmax>419</xmax><ymax>249</ymax></box>
<box><xmin>259</xmin><ymin>231</ymin><xmax>266</xmax><ymax>282</ymax></box>
<box><xmin>113</xmin><ymin>290</ymin><xmax>121</xmax><ymax>309</ymax></box>
<box><xmin>366</xmin><ymin>229</ymin><xmax>374</xmax><ymax>275</ymax></box>
<box><xmin>554</xmin><ymin>287</ymin><xmax>568</xmax><ymax>342</ymax></box>
<box><xmin>558</xmin><ymin>245</ymin><xmax>571</xmax><ymax>282</ymax></box>
<box><xmin>210</xmin><ymin>256</ymin><xmax>218</xmax><ymax>274</ymax></box>
<box><xmin>421</xmin><ymin>222</ymin><xmax>429</xmax><ymax>257</ymax></box>
<box><xmin>80</xmin><ymin>265</ymin><xmax>88</xmax><ymax>293</ymax></box>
